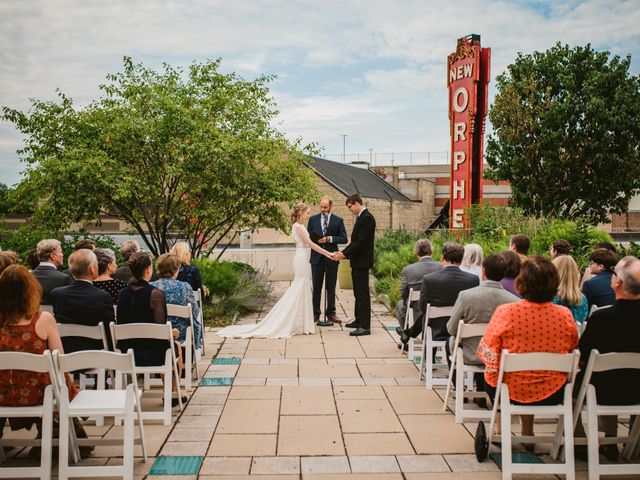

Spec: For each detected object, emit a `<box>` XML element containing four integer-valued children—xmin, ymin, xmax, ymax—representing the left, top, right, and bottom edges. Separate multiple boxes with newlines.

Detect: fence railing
<box><xmin>324</xmin><ymin>151</ymin><xmax>449</xmax><ymax>166</ymax></box>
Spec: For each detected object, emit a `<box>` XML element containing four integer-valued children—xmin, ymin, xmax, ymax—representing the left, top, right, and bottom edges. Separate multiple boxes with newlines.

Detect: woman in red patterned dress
<box><xmin>0</xmin><ymin>265</ymin><xmax>80</xmax><ymax>441</ymax></box>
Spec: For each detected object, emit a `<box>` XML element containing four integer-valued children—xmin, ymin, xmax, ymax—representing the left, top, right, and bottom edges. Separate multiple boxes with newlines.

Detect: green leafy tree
<box><xmin>2</xmin><ymin>57</ymin><xmax>318</xmax><ymax>256</ymax></box>
<box><xmin>486</xmin><ymin>43</ymin><xmax>640</xmax><ymax>224</ymax></box>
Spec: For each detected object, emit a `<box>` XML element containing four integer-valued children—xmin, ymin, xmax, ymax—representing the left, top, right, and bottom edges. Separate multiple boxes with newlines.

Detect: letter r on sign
<box><xmin>454</xmin><ymin>122</ymin><xmax>466</xmax><ymax>141</ymax></box>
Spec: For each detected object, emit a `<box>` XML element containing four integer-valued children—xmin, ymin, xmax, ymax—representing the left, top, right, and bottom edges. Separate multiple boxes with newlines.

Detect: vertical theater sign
<box><xmin>448</xmin><ymin>34</ymin><xmax>491</xmax><ymax>229</ymax></box>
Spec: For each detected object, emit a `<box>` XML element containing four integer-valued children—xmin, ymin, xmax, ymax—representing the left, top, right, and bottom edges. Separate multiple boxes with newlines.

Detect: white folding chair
<box><xmin>166</xmin><ymin>304</ymin><xmax>199</xmax><ymax>390</ymax></box>
<box><xmin>193</xmin><ymin>288</ymin><xmax>205</xmax><ymax>358</ymax></box>
<box><xmin>54</xmin><ymin>350</ymin><xmax>147</xmax><ymax>480</ymax></box>
<box><xmin>484</xmin><ymin>350</ymin><xmax>579</xmax><ymax>480</ymax></box>
<box><xmin>40</xmin><ymin>305</ymin><xmax>54</xmax><ymax>315</ymax></box>
<box><xmin>419</xmin><ymin>304</ymin><xmax>454</xmax><ymax>389</ymax></box>
<box><xmin>442</xmin><ymin>321</ymin><xmax>491</xmax><ymax>423</ymax></box>
<box><xmin>403</xmin><ymin>288</ymin><xmax>421</xmax><ymax>360</ymax></box>
<box><xmin>110</xmin><ymin>322</ymin><xmax>183</xmax><ymax>425</ymax></box>
<box><xmin>573</xmin><ymin>350</ymin><xmax>640</xmax><ymax>480</ymax></box>
<box><xmin>0</xmin><ymin>351</ymin><xmax>57</xmax><ymax>480</ymax></box>
<box><xmin>56</xmin><ymin>322</ymin><xmax>110</xmax><ymax>426</ymax></box>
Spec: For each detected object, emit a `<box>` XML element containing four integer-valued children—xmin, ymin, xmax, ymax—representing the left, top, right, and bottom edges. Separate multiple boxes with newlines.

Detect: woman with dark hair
<box><xmin>0</xmin><ymin>265</ymin><xmax>90</xmax><ymax>454</ymax></box>
<box><xmin>93</xmin><ymin>248</ymin><xmax>127</xmax><ymax>303</ymax></box>
<box><xmin>477</xmin><ymin>256</ymin><xmax>578</xmax><ymax>437</ymax></box>
<box><xmin>116</xmin><ymin>252</ymin><xmax>169</xmax><ymax>366</ymax></box>
<box><xmin>499</xmin><ymin>250</ymin><xmax>522</xmax><ymax>298</ymax></box>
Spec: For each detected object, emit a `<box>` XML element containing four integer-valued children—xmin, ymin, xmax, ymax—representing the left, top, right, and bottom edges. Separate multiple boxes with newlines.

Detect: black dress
<box><xmin>116</xmin><ymin>280</ymin><xmax>169</xmax><ymax>366</ymax></box>
<box><xmin>94</xmin><ymin>278</ymin><xmax>128</xmax><ymax>304</ymax></box>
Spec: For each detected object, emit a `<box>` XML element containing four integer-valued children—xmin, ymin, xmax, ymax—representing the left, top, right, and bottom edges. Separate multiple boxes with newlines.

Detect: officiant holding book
<box><xmin>308</xmin><ymin>196</ymin><xmax>348</xmax><ymax>326</ymax></box>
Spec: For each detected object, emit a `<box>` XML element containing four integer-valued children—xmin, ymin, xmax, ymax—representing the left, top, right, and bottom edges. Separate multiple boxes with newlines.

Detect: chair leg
<box><xmin>40</xmin><ymin>388</ymin><xmax>54</xmax><ymax>480</ymax></box>
<box><xmin>455</xmin><ymin>360</ymin><xmax>464</xmax><ymax>423</ymax></box>
<box><xmin>123</xmin><ymin>400</ymin><xmax>134</xmax><ymax>480</ymax></box>
<box><xmin>586</xmin><ymin>388</ymin><xmax>600</xmax><ymax>480</ymax></box>
<box><xmin>58</xmin><ymin>415</ymin><xmax>70</xmax><ymax>480</ymax></box>
<box><xmin>163</xmin><ymin>368</ymin><xmax>172</xmax><ymax>426</ymax></box>
<box><xmin>501</xmin><ymin>387</ymin><xmax>513</xmax><ymax>480</ymax></box>
<box><xmin>563</xmin><ymin>408</ymin><xmax>576</xmax><ymax>480</ymax></box>
<box><xmin>95</xmin><ymin>369</ymin><xmax>106</xmax><ymax>427</ymax></box>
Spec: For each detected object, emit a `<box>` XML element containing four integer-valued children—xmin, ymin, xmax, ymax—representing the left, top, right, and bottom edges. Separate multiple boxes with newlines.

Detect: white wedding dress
<box><xmin>217</xmin><ymin>223</ymin><xmax>316</xmax><ymax>338</ymax></box>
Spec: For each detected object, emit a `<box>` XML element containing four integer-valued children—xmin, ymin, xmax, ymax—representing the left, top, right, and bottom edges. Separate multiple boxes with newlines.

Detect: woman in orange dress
<box><xmin>477</xmin><ymin>255</ymin><xmax>579</xmax><ymax>437</ymax></box>
<box><xmin>0</xmin><ymin>265</ymin><xmax>81</xmax><ymax>442</ymax></box>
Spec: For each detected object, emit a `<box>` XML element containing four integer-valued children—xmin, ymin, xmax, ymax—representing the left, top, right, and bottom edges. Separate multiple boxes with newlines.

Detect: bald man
<box><xmin>51</xmin><ymin>249</ymin><xmax>114</xmax><ymax>351</ymax></box>
<box><xmin>577</xmin><ymin>256</ymin><xmax>640</xmax><ymax>460</ymax></box>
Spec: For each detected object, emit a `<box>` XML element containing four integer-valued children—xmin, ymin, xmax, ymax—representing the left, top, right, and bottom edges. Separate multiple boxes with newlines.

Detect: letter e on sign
<box><xmin>453</xmin><ymin>209</ymin><xmax>464</xmax><ymax>228</ymax></box>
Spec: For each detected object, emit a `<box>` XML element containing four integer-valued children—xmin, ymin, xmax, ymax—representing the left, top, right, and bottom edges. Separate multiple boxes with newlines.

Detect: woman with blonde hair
<box><xmin>170</xmin><ymin>242</ymin><xmax>203</xmax><ymax>292</ymax></box>
<box><xmin>218</xmin><ymin>202</ymin><xmax>334</xmax><ymax>338</ymax></box>
<box><xmin>552</xmin><ymin>255</ymin><xmax>588</xmax><ymax>323</ymax></box>
<box><xmin>460</xmin><ymin>243</ymin><xmax>484</xmax><ymax>281</ymax></box>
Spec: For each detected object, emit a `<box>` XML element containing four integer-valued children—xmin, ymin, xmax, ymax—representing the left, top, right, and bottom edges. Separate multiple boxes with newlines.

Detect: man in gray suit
<box><xmin>395</xmin><ymin>238</ymin><xmax>442</xmax><ymax>328</ymax></box>
<box><xmin>31</xmin><ymin>238</ymin><xmax>72</xmax><ymax>304</ymax></box>
<box><xmin>446</xmin><ymin>253</ymin><xmax>519</xmax><ymax>367</ymax></box>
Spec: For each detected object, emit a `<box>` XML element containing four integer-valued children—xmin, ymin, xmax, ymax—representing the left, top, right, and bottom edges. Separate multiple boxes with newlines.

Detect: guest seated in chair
<box><xmin>477</xmin><ymin>255</ymin><xmax>578</xmax><ymax>437</ymax></box>
<box><xmin>93</xmin><ymin>247</ymin><xmax>128</xmax><ymax>304</ymax></box>
<box><xmin>171</xmin><ymin>242</ymin><xmax>203</xmax><ymax>292</ymax></box>
<box><xmin>50</xmin><ymin>249</ymin><xmax>115</xmax><ymax>352</ymax></box>
<box><xmin>582</xmin><ymin>248</ymin><xmax>619</xmax><ymax>310</ymax></box>
<box><xmin>0</xmin><ymin>264</ymin><xmax>91</xmax><ymax>456</ymax></box>
<box><xmin>31</xmin><ymin>238</ymin><xmax>72</xmax><ymax>304</ymax></box>
<box><xmin>116</xmin><ymin>252</ymin><xmax>184</xmax><ymax>404</ymax></box>
<box><xmin>151</xmin><ymin>253</ymin><xmax>201</xmax><ymax>349</ymax></box>
<box><xmin>576</xmin><ymin>255</ymin><xmax>640</xmax><ymax>461</ymax></box>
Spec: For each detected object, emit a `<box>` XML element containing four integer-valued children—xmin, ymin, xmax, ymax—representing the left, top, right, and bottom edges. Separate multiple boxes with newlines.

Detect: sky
<box><xmin>0</xmin><ymin>0</ymin><xmax>638</xmax><ymax>186</ymax></box>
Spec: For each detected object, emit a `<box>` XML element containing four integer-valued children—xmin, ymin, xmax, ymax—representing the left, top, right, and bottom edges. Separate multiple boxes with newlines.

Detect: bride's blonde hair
<box><xmin>291</xmin><ymin>203</ymin><xmax>310</xmax><ymax>223</ymax></box>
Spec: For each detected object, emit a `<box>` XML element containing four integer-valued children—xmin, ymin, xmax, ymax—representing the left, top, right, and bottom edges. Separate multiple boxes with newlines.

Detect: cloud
<box><xmin>0</xmin><ymin>0</ymin><xmax>638</xmax><ymax>184</ymax></box>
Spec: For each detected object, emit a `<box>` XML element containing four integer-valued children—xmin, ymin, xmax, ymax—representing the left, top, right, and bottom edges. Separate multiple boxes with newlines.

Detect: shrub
<box><xmin>193</xmin><ymin>258</ymin><xmax>240</xmax><ymax>297</ymax></box>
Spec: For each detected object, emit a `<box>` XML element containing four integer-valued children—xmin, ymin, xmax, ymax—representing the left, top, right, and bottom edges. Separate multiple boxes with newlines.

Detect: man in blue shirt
<box><xmin>582</xmin><ymin>248</ymin><xmax>618</xmax><ymax>310</ymax></box>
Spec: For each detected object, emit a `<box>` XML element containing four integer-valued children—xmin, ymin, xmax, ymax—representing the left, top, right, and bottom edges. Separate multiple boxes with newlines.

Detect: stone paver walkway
<box><xmin>3</xmin><ymin>282</ymin><xmax>608</xmax><ymax>479</ymax></box>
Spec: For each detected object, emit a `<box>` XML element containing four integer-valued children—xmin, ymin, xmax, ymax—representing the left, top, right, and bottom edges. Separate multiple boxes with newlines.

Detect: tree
<box><xmin>2</xmin><ymin>58</ymin><xmax>319</xmax><ymax>256</ymax></box>
<box><xmin>486</xmin><ymin>43</ymin><xmax>640</xmax><ymax>224</ymax></box>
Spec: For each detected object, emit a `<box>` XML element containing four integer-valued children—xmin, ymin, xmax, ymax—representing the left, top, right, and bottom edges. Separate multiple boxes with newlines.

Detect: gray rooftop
<box><xmin>306</xmin><ymin>156</ymin><xmax>412</xmax><ymax>202</ymax></box>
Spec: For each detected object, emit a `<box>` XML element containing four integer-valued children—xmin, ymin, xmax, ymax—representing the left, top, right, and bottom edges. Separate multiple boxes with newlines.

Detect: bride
<box><xmin>217</xmin><ymin>202</ymin><xmax>335</xmax><ymax>338</ymax></box>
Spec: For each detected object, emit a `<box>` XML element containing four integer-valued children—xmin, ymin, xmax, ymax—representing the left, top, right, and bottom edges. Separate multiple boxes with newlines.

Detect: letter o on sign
<box><xmin>453</xmin><ymin>87</ymin><xmax>469</xmax><ymax>113</ymax></box>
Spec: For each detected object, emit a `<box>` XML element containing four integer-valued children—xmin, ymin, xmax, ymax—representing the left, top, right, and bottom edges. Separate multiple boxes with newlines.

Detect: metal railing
<box><xmin>324</xmin><ymin>151</ymin><xmax>449</xmax><ymax>166</ymax></box>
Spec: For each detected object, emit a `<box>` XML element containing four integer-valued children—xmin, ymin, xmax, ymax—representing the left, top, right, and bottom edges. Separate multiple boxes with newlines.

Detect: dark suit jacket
<box><xmin>396</xmin><ymin>257</ymin><xmax>443</xmax><ymax>323</ymax></box>
<box><xmin>418</xmin><ymin>265</ymin><xmax>479</xmax><ymax>340</ymax></box>
<box><xmin>307</xmin><ymin>212</ymin><xmax>347</xmax><ymax>264</ymax></box>
<box><xmin>32</xmin><ymin>264</ymin><xmax>72</xmax><ymax>305</ymax></box>
<box><xmin>342</xmin><ymin>209</ymin><xmax>376</xmax><ymax>269</ymax></box>
<box><xmin>50</xmin><ymin>280</ymin><xmax>115</xmax><ymax>352</ymax></box>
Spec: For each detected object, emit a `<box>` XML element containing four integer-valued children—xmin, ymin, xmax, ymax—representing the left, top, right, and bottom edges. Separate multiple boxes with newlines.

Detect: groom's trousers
<box><xmin>351</xmin><ymin>267</ymin><xmax>371</xmax><ymax>329</ymax></box>
<box><xmin>311</xmin><ymin>257</ymin><xmax>339</xmax><ymax>316</ymax></box>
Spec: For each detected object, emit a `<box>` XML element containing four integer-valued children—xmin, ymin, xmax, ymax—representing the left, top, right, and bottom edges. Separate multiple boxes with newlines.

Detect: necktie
<box><xmin>322</xmin><ymin>214</ymin><xmax>328</xmax><ymax>236</ymax></box>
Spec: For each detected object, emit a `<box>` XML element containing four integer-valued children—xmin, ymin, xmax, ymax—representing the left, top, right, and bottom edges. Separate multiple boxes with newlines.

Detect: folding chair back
<box><xmin>166</xmin><ymin>303</ymin><xmax>199</xmax><ymax>389</ymax></box>
<box><xmin>40</xmin><ymin>304</ymin><xmax>54</xmax><ymax>315</ymax></box>
<box><xmin>443</xmin><ymin>321</ymin><xmax>490</xmax><ymax>422</ymax></box>
<box><xmin>0</xmin><ymin>350</ymin><xmax>57</xmax><ymax>480</ymax></box>
<box><xmin>57</xmin><ymin>322</ymin><xmax>109</xmax><ymax>349</ymax></box>
<box><xmin>573</xmin><ymin>350</ymin><xmax>640</xmax><ymax>479</ymax></box>
<box><xmin>193</xmin><ymin>289</ymin><xmax>205</xmax><ymax>357</ymax></box>
<box><xmin>54</xmin><ymin>350</ymin><xmax>147</xmax><ymax>480</ymax></box>
<box><xmin>403</xmin><ymin>288</ymin><xmax>421</xmax><ymax>330</ymax></box>
<box><xmin>420</xmin><ymin>304</ymin><xmax>453</xmax><ymax>388</ymax></box>
<box><xmin>489</xmin><ymin>350</ymin><xmax>580</xmax><ymax>480</ymax></box>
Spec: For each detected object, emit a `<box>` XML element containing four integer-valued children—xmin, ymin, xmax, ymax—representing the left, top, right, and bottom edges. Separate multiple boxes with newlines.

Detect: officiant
<box><xmin>308</xmin><ymin>196</ymin><xmax>348</xmax><ymax>326</ymax></box>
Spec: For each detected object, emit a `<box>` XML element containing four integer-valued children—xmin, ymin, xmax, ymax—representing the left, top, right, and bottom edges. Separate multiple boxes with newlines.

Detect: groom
<box><xmin>308</xmin><ymin>196</ymin><xmax>348</xmax><ymax>326</ymax></box>
<box><xmin>333</xmin><ymin>194</ymin><xmax>376</xmax><ymax>336</ymax></box>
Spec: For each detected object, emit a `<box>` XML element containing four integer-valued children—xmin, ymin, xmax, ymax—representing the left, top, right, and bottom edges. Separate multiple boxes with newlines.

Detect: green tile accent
<box><xmin>212</xmin><ymin>357</ymin><xmax>241</xmax><ymax>365</ymax></box>
<box><xmin>385</xmin><ymin>326</ymin><xmax>397</xmax><ymax>331</ymax></box>
<box><xmin>150</xmin><ymin>455</ymin><xmax>203</xmax><ymax>475</ymax></box>
<box><xmin>413</xmin><ymin>356</ymin><xmax>421</xmax><ymax>364</ymax></box>
<box><xmin>200</xmin><ymin>377</ymin><xmax>234</xmax><ymax>386</ymax></box>
<box><xmin>490</xmin><ymin>451</ymin><xmax>543</xmax><ymax>469</ymax></box>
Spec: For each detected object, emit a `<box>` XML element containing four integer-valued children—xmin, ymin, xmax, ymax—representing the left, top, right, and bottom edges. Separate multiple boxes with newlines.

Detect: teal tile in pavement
<box><xmin>150</xmin><ymin>455</ymin><xmax>203</xmax><ymax>475</ymax></box>
<box><xmin>490</xmin><ymin>451</ymin><xmax>542</xmax><ymax>469</ymax></box>
<box><xmin>212</xmin><ymin>357</ymin><xmax>241</xmax><ymax>365</ymax></box>
<box><xmin>385</xmin><ymin>326</ymin><xmax>397</xmax><ymax>331</ymax></box>
<box><xmin>200</xmin><ymin>377</ymin><xmax>234</xmax><ymax>386</ymax></box>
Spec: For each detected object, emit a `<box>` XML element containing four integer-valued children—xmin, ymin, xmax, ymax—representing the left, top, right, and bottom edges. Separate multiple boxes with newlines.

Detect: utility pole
<box><xmin>369</xmin><ymin>148</ymin><xmax>373</xmax><ymax>165</ymax></box>
<box><xmin>341</xmin><ymin>134</ymin><xmax>347</xmax><ymax>163</ymax></box>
